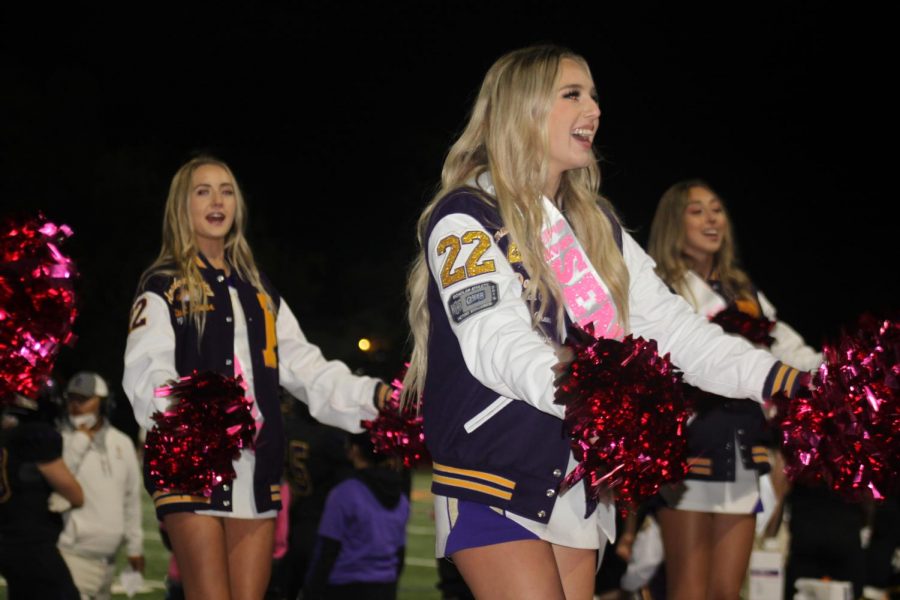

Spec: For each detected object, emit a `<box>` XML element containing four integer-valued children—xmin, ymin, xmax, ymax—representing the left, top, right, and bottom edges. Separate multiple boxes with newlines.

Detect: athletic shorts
<box><xmin>435</xmin><ymin>497</ymin><xmax>538</xmax><ymax>558</ymax></box>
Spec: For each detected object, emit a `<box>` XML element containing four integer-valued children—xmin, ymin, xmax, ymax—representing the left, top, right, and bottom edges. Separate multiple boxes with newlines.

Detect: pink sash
<box><xmin>541</xmin><ymin>198</ymin><xmax>623</xmax><ymax>340</ymax></box>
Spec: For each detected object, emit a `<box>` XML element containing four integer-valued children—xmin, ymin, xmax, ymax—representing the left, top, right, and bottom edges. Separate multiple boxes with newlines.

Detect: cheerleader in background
<box><xmin>647</xmin><ymin>179</ymin><xmax>821</xmax><ymax>600</ymax></box>
<box><xmin>123</xmin><ymin>156</ymin><xmax>390</xmax><ymax>600</ymax></box>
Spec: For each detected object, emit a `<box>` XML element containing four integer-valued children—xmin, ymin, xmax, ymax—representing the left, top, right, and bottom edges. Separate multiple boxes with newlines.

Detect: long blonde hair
<box><xmin>404</xmin><ymin>45</ymin><xmax>630</xmax><ymax>402</ymax></box>
<box><xmin>647</xmin><ymin>179</ymin><xmax>753</xmax><ymax>304</ymax></box>
<box><xmin>139</xmin><ymin>156</ymin><xmax>269</xmax><ymax>334</ymax></box>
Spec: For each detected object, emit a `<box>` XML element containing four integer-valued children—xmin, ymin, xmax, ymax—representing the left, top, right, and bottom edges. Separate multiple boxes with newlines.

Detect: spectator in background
<box><xmin>304</xmin><ymin>433</ymin><xmax>409</xmax><ymax>600</ymax></box>
<box><xmin>279</xmin><ymin>391</ymin><xmax>353</xmax><ymax>600</ymax></box>
<box><xmin>0</xmin><ymin>387</ymin><xmax>83</xmax><ymax>599</ymax></box>
<box><xmin>57</xmin><ymin>371</ymin><xmax>144</xmax><ymax>600</ymax></box>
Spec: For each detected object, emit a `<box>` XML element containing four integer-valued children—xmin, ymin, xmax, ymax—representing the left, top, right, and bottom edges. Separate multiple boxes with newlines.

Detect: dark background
<box><xmin>2</xmin><ymin>3</ymin><xmax>895</xmax><ymax>434</ymax></box>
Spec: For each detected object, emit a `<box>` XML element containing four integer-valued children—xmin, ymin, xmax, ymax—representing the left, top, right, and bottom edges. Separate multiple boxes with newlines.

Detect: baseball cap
<box><xmin>65</xmin><ymin>372</ymin><xmax>109</xmax><ymax>399</ymax></box>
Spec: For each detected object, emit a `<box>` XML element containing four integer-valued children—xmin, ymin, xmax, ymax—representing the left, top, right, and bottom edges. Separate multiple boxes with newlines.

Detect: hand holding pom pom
<box><xmin>362</xmin><ymin>365</ymin><xmax>430</xmax><ymax>469</ymax></box>
<box><xmin>771</xmin><ymin>315</ymin><xmax>899</xmax><ymax>502</ymax></box>
<box><xmin>144</xmin><ymin>371</ymin><xmax>256</xmax><ymax>497</ymax></box>
<box><xmin>554</xmin><ymin>325</ymin><xmax>690</xmax><ymax>515</ymax></box>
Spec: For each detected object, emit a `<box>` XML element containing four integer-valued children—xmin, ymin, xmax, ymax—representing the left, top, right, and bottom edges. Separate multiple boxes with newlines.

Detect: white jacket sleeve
<box><xmin>427</xmin><ymin>213</ymin><xmax>562</xmax><ymax>418</ymax></box>
<box><xmin>276</xmin><ymin>299</ymin><xmax>379</xmax><ymax>433</ymax></box>
<box><xmin>624</xmin><ymin>234</ymin><xmax>778</xmax><ymax>402</ymax></box>
<box><xmin>758</xmin><ymin>291</ymin><xmax>823</xmax><ymax>371</ymax></box>
<box><xmin>122</xmin><ymin>292</ymin><xmax>178</xmax><ymax>430</ymax></box>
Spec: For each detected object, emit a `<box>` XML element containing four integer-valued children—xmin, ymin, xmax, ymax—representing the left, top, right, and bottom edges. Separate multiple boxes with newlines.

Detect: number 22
<box><xmin>437</xmin><ymin>231</ymin><xmax>496</xmax><ymax>288</ymax></box>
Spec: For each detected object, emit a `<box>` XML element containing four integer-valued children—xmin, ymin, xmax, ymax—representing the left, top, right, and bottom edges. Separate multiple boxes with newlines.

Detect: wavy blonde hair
<box><xmin>139</xmin><ymin>156</ymin><xmax>269</xmax><ymax>334</ymax></box>
<box><xmin>403</xmin><ymin>45</ymin><xmax>630</xmax><ymax>402</ymax></box>
<box><xmin>647</xmin><ymin>179</ymin><xmax>753</xmax><ymax>305</ymax></box>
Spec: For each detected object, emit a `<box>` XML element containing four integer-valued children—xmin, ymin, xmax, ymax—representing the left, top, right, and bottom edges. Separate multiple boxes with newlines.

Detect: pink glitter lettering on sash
<box><xmin>542</xmin><ymin>201</ymin><xmax>623</xmax><ymax>340</ymax></box>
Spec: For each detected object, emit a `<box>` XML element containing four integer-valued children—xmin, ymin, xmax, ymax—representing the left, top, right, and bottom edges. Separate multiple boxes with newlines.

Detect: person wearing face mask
<box><xmin>647</xmin><ymin>180</ymin><xmax>821</xmax><ymax>600</ymax></box>
<box><xmin>56</xmin><ymin>371</ymin><xmax>145</xmax><ymax>600</ymax></box>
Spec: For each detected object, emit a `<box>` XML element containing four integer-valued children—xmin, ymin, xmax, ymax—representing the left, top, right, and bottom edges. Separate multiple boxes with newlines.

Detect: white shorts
<box><xmin>660</xmin><ymin>440</ymin><xmax>761</xmax><ymax>514</ymax></box>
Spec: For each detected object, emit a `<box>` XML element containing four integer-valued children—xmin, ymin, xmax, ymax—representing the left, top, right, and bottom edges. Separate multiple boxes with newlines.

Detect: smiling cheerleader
<box><xmin>123</xmin><ymin>156</ymin><xmax>390</xmax><ymax>600</ymax></box>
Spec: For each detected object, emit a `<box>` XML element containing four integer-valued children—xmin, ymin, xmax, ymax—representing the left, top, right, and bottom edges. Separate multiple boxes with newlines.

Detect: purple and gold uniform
<box><xmin>424</xmin><ymin>175</ymin><xmax>806</xmax><ymax>556</ymax></box>
<box><xmin>123</xmin><ymin>254</ymin><xmax>380</xmax><ymax>518</ymax></box>
<box><xmin>662</xmin><ymin>271</ymin><xmax>820</xmax><ymax>513</ymax></box>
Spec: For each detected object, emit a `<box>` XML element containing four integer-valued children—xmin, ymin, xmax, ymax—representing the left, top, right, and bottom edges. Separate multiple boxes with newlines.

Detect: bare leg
<box><xmin>453</xmin><ymin>539</ymin><xmax>566</xmax><ymax>600</ymax></box>
<box><xmin>163</xmin><ymin>513</ymin><xmax>231</xmax><ymax>600</ymax></box>
<box><xmin>707</xmin><ymin>513</ymin><xmax>756</xmax><ymax>600</ymax></box>
<box><xmin>764</xmin><ymin>451</ymin><xmax>790</xmax><ymax>538</ymax></box>
<box><xmin>657</xmin><ymin>508</ymin><xmax>712</xmax><ymax>600</ymax></box>
<box><xmin>224</xmin><ymin>517</ymin><xmax>276</xmax><ymax>600</ymax></box>
<box><xmin>552</xmin><ymin>544</ymin><xmax>597</xmax><ymax>600</ymax></box>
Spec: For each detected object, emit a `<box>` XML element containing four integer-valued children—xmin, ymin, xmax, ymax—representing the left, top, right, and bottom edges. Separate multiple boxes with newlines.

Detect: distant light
<box><xmin>358</xmin><ymin>338</ymin><xmax>372</xmax><ymax>352</ymax></box>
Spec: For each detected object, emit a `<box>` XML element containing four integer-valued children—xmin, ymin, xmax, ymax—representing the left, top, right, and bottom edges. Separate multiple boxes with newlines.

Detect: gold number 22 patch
<box><xmin>437</xmin><ymin>231</ymin><xmax>496</xmax><ymax>288</ymax></box>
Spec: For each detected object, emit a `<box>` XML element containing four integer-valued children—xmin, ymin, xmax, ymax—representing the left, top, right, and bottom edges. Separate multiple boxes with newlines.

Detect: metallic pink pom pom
<box><xmin>773</xmin><ymin>316</ymin><xmax>899</xmax><ymax>502</ymax></box>
<box><xmin>362</xmin><ymin>364</ymin><xmax>430</xmax><ymax>469</ymax></box>
<box><xmin>145</xmin><ymin>371</ymin><xmax>256</xmax><ymax>497</ymax></box>
<box><xmin>555</xmin><ymin>325</ymin><xmax>690</xmax><ymax>514</ymax></box>
<box><xmin>0</xmin><ymin>213</ymin><xmax>78</xmax><ymax>405</ymax></box>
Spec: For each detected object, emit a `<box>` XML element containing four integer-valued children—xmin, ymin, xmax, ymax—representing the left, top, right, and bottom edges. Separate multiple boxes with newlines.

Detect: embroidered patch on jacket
<box><xmin>448</xmin><ymin>282</ymin><xmax>499</xmax><ymax>323</ymax></box>
<box><xmin>164</xmin><ymin>278</ymin><xmax>214</xmax><ymax>305</ymax></box>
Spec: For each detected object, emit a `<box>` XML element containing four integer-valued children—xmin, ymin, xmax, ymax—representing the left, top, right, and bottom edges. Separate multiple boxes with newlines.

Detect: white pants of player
<box><xmin>59</xmin><ymin>548</ymin><xmax>115</xmax><ymax>600</ymax></box>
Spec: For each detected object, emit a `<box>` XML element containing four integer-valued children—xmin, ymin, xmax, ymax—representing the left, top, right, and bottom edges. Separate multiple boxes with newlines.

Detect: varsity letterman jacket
<box><xmin>423</xmin><ymin>186</ymin><xmax>804</xmax><ymax>524</ymax></box>
<box><xmin>123</xmin><ymin>254</ymin><xmax>379</xmax><ymax>516</ymax></box>
<box><xmin>679</xmin><ymin>271</ymin><xmax>822</xmax><ymax>481</ymax></box>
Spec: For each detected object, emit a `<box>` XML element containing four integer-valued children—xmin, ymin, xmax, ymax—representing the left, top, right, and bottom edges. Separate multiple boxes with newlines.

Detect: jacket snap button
<box><xmin>222</xmin><ymin>485</ymin><xmax>230</xmax><ymax>491</ymax></box>
<box><xmin>226</xmin><ymin>316</ymin><xmax>233</xmax><ymax>323</ymax></box>
<box><xmin>552</xmin><ymin>469</ymin><xmax>562</xmax><ymax>477</ymax></box>
<box><xmin>537</xmin><ymin>510</ymin><xmax>547</xmax><ymax>518</ymax></box>
<box><xmin>226</xmin><ymin>359</ymin><xmax>233</xmax><ymax>366</ymax></box>
<box><xmin>217</xmin><ymin>275</ymin><xmax>225</xmax><ymax>282</ymax></box>
<box><xmin>223</xmin><ymin>500</ymin><xmax>231</xmax><ymax>507</ymax></box>
<box><xmin>546</xmin><ymin>489</ymin><xmax>556</xmax><ymax>498</ymax></box>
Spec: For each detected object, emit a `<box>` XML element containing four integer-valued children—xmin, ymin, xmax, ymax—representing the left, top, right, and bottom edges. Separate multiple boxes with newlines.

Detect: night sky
<box><xmin>2</xmin><ymin>4</ymin><xmax>894</xmax><ymax>434</ymax></box>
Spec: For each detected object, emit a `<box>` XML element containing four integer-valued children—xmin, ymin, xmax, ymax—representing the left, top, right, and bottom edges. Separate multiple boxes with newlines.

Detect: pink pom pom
<box><xmin>362</xmin><ymin>364</ymin><xmax>430</xmax><ymax>468</ymax></box>
<box><xmin>710</xmin><ymin>305</ymin><xmax>775</xmax><ymax>347</ymax></box>
<box><xmin>773</xmin><ymin>316</ymin><xmax>899</xmax><ymax>502</ymax></box>
<box><xmin>144</xmin><ymin>371</ymin><xmax>256</xmax><ymax>497</ymax></box>
<box><xmin>0</xmin><ymin>213</ymin><xmax>78</xmax><ymax>405</ymax></box>
<box><xmin>554</xmin><ymin>325</ymin><xmax>690</xmax><ymax>514</ymax></box>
